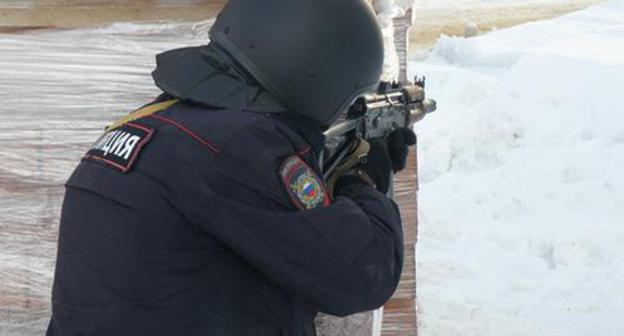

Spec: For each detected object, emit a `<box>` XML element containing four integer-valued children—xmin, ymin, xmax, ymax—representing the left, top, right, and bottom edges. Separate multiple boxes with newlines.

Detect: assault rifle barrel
<box><xmin>324</xmin><ymin>84</ymin><xmax>437</xmax><ymax>140</ymax></box>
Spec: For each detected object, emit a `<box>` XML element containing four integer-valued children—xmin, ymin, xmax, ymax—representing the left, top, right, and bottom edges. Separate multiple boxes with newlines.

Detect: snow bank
<box><xmin>412</xmin><ymin>1</ymin><xmax>624</xmax><ymax>335</ymax></box>
<box><xmin>415</xmin><ymin>0</ymin><xmax>600</xmax><ymax>9</ymax></box>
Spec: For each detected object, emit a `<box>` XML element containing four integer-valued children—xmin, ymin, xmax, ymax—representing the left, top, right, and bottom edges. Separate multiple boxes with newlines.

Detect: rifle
<box><xmin>322</xmin><ymin>78</ymin><xmax>437</xmax><ymax>189</ymax></box>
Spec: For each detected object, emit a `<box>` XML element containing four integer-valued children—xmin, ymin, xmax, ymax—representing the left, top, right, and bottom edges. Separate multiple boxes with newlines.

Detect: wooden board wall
<box><xmin>385</xmin><ymin>151</ymin><xmax>419</xmax><ymax>336</ymax></box>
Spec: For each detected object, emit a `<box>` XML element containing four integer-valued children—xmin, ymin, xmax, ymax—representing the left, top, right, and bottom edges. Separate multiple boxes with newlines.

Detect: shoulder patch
<box><xmin>280</xmin><ymin>155</ymin><xmax>330</xmax><ymax>210</ymax></box>
<box><xmin>84</xmin><ymin>122</ymin><xmax>155</xmax><ymax>173</ymax></box>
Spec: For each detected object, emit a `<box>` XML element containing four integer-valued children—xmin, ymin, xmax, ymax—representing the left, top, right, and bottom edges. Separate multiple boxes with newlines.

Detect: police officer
<box><xmin>47</xmin><ymin>0</ymin><xmax>416</xmax><ymax>335</ymax></box>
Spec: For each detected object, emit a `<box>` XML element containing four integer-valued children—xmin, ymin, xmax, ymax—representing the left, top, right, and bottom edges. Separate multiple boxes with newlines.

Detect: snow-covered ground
<box><xmin>412</xmin><ymin>1</ymin><xmax>624</xmax><ymax>335</ymax></box>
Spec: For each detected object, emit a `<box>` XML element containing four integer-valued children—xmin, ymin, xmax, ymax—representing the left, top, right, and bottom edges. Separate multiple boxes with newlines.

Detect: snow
<box><xmin>411</xmin><ymin>1</ymin><xmax>624</xmax><ymax>335</ymax></box>
<box><xmin>415</xmin><ymin>0</ymin><xmax>598</xmax><ymax>8</ymax></box>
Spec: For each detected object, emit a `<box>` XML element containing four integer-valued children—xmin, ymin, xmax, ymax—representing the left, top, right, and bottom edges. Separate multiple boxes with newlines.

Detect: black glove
<box><xmin>337</xmin><ymin>128</ymin><xmax>417</xmax><ymax>194</ymax></box>
<box><xmin>387</xmin><ymin>128</ymin><xmax>417</xmax><ymax>173</ymax></box>
<box><xmin>359</xmin><ymin>138</ymin><xmax>393</xmax><ymax>193</ymax></box>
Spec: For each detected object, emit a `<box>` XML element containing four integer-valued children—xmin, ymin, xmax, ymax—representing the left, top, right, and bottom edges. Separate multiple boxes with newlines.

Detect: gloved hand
<box><xmin>326</xmin><ymin>139</ymin><xmax>370</xmax><ymax>194</ymax></box>
<box><xmin>334</xmin><ymin>128</ymin><xmax>416</xmax><ymax>195</ymax></box>
<box><xmin>386</xmin><ymin>128</ymin><xmax>417</xmax><ymax>173</ymax></box>
<box><xmin>360</xmin><ymin>128</ymin><xmax>416</xmax><ymax>193</ymax></box>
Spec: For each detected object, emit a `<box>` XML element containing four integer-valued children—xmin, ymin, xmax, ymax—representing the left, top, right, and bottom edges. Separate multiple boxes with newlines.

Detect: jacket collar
<box><xmin>153</xmin><ymin>44</ymin><xmax>325</xmax><ymax>156</ymax></box>
<box><xmin>152</xmin><ymin>43</ymin><xmax>287</xmax><ymax>113</ymax></box>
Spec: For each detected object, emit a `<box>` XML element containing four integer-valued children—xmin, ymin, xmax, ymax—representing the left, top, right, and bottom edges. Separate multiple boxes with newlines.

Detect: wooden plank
<box><xmin>382</xmin><ymin>149</ymin><xmax>419</xmax><ymax>336</ymax></box>
<box><xmin>0</xmin><ymin>1</ymin><xmax>226</xmax><ymax>30</ymax></box>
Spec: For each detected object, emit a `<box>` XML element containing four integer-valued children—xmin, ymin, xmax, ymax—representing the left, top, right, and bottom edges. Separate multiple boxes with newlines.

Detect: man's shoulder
<box><xmin>157</xmin><ymin>102</ymin><xmax>274</xmax><ymax>148</ymax></box>
<box><xmin>151</xmin><ymin>102</ymin><xmax>318</xmax><ymax>210</ymax></box>
<box><xmin>164</xmin><ymin>102</ymin><xmax>305</xmax><ymax>157</ymax></box>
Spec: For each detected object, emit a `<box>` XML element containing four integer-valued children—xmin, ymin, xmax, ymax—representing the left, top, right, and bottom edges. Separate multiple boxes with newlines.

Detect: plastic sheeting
<box><xmin>0</xmin><ymin>21</ymin><xmax>212</xmax><ymax>335</ymax></box>
<box><xmin>0</xmin><ymin>18</ymin><xmax>418</xmax><ymax>336</ymax></box>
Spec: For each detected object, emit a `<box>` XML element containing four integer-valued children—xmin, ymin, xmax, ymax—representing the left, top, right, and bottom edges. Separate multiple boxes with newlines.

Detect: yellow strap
<box><xmin>107</xmin><ymin>99</ymin><xmax>179</xmax><ymax>131</ymax></box>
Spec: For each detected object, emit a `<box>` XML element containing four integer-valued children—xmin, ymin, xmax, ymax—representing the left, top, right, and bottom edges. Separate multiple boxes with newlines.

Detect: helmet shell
<box><xmin>209</xmin><ymin>0</ymin><xmax>384</xmax><ymax>127</ymax></box>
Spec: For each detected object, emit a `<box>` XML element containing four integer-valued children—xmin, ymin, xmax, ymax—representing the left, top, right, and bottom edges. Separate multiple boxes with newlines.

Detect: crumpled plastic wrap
<box><xmin>0</xmin><ymin>20</ymin><xmax>212</xmax><ymax>335</ymax></box>
<box><xmin>0</xmin><ymin>17</ymin><xmax>418</xmax><ymax>336</ymax></box>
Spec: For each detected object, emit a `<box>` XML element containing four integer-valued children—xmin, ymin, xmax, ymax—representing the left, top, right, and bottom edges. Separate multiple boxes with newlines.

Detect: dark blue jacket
<box><xmin>47</xmin><ymin>48</ymin><xmax>403</xmax><ymax>336</ymax></box>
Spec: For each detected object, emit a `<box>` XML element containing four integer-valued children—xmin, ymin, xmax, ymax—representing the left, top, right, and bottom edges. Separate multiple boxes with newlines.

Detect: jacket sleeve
<box><xmin>185</xmin><ymin>172</ymin><xmax>404</xmax><ymax>317</ymax></box>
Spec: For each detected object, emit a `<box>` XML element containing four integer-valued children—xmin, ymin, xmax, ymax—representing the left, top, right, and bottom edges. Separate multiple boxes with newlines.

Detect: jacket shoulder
<box><xmin>145</xmin><ymin>102</ymin><xmax>313</xmax><ymax>209</ymax></box>
<box><xmin>153</xmin><ymin>102</ymin><xmax>306</xmax><ymax>158</ymax></box>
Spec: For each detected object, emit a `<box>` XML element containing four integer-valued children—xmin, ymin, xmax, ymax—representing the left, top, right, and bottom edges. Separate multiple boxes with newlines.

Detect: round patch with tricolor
<box><xmin>279</xmin><ymin>155</ymin><xmax>330</xmax><ymax>210</ymax></box>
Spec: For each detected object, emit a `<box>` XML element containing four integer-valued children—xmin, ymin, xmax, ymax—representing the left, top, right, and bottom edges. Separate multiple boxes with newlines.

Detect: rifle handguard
<box><xmin>326</xmin><ymin>139</ymin><xmax>371</xmax><ymax>194</ymax></box>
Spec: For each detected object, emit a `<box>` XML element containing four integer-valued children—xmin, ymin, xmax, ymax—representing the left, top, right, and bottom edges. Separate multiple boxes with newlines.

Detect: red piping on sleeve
<box><xmin>297</xmin><ymin>146</ymin><xmax>311</xmax><ymax>156</ymax></box>
<box><xmin>147</xmin><ymin>114</ymin><xmax>221</xmax><ymax>154</ymax></box>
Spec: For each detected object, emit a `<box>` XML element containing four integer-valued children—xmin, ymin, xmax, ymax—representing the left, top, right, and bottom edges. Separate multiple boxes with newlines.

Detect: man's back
<box><xmin>48</xmin><ymin>103</ymin><xmax>320</xmax><ymax>335</ymax></box>
<box><xmin>48</xmin><ymin>101</ymin><xmax>403</xmax><ymax>336</ymax></box>
<box><xmin>48</xmin><ymin>1</ymin><xmax>407</xmax><ymax>334</ymax></box>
